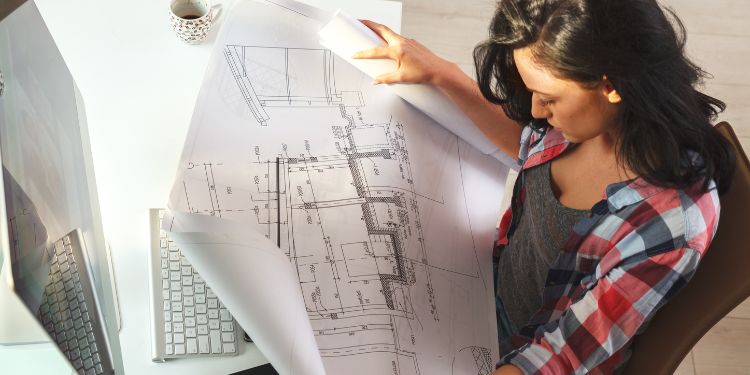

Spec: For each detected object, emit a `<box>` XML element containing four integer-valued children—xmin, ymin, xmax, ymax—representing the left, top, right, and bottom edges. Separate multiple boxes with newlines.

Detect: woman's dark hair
<box><xmin>474</xmin><ymin>0</ymin><xmax>735</xmax><ymax>193</ymax></box>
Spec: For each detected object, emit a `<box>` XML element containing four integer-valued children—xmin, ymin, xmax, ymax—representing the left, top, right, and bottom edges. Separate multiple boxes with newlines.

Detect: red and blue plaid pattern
<box><xmin>497</xmin><ymin>125</ymin><xmax>721</xmax><ymax>374</ymax></box>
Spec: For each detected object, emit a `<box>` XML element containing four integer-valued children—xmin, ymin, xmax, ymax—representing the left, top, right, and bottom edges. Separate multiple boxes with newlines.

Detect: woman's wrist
<box><xmin>428</xmin><ymin>61</ymin><xmax>465</xmax><ymax>90</ymax></box>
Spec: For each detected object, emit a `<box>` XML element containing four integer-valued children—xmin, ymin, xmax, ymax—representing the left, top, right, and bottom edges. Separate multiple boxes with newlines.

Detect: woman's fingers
<box><xmin>352</xmin><ymin>47</ymin><xmax>393</xmax><ymax>59</ymax></box>
<box><xmin>373</xmin><ymin>72</ymin><xmax>402</xmax><ymax>85</ymax></box>
<box><xmin>359</xmin><ymin>19</ymin><xmax>402</xmax><ymax>44</ymax></box>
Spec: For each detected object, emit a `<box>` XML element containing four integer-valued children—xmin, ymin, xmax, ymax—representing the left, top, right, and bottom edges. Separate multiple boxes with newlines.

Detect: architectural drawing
<box><xmin>168</xmin><ymin>3</ymin><xmax>506</xmax><ymax>373</ymax></box>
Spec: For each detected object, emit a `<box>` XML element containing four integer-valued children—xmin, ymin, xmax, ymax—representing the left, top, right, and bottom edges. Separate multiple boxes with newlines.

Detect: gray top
<box><xmin>496</xmin><ymin>161</ymin><xmax>590</xmax><ymax>334</ymax></box>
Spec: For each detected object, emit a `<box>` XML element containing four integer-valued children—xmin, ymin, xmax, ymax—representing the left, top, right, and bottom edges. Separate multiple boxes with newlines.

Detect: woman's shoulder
<box><xmin>606</xmin><ymin>177</ymin><xmax>720</xmax><ymax>257</ymax></box>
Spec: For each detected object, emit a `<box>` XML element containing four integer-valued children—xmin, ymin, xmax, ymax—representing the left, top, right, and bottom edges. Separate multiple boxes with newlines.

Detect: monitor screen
<box><xmin>0</xmin><ymin>1</ymin><xmax>123</xmax><ymax>373</ymax></box>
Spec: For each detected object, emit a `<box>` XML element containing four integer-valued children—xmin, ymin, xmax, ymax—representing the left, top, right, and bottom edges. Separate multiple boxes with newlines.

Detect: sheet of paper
<box><xmin>318</xmin><ymin>11</ymin><xmax>518</xmax><ymax>169</ymax></box>
<box><xmin>166</xmin><ymin>1</ymin><xmax>509</xmax><ymax>374</ymax></box>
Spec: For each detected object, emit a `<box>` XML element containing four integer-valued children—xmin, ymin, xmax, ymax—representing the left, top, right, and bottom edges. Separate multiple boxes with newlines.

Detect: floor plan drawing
<box><xmin>167</xmin><ymin>2</ymin><xmax>508</xmax><ymax>374</ymax></box>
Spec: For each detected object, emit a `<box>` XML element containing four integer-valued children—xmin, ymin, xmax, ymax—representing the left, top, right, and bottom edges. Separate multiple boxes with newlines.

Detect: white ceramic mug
<box><xmin>169</xmin><ymin>0</ymin><xmax>221</xmax><ymax>44</ymax></box>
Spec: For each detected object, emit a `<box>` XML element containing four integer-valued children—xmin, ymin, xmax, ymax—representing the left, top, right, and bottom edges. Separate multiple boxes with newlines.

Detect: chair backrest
<box><xmin>623</xmin><ymin>122</ymin><xmax>750</xmax><ymax>374</ymax></box>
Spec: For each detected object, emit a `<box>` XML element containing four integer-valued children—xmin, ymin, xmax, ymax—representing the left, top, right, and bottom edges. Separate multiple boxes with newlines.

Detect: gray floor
<box><xmin>401</xmin><ymin>0</ymin><xmax>750</xmax><ymax>373</ymax></box>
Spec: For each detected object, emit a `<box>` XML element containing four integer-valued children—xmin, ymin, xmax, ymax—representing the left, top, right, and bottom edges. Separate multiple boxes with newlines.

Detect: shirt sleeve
<box><xmin>500</xmin><ymin>245</ymin><xmax>703</xmax><ymax>374</ymax></box>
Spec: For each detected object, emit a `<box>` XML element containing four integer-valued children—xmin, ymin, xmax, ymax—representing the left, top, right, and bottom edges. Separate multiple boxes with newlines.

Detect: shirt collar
<box><xmin>604</xmin><ymin>178</ymin><xmax>668</xmax><ymax>212</ymax></box>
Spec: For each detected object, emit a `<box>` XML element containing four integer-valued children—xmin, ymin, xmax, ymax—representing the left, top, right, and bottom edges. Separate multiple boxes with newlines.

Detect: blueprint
<box><xmin>166</xmin><ymin>1</ymin><xmax>509</xmax><ymax>374</ymax></box>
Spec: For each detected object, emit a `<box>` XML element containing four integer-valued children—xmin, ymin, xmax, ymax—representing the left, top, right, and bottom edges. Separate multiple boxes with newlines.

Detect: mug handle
<box><xmin>209</xmin><ymin>3</ymin><xmax>222</xmax><ymax>29</ymax></box>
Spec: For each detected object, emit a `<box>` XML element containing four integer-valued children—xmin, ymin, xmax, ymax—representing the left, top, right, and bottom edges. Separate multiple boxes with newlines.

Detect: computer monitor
<box><xmin>0</xmin><ymin>1</ymin><xmax>124</xmax><ymax>373</ymax></box>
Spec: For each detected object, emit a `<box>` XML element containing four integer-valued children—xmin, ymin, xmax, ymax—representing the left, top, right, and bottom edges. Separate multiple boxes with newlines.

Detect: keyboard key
<box><xmin>182</xmin><ymin>286</ymin><xmax>194</xmax><ymax>296</ymax></box>
<box><xmin>209</xmin><ymin>320</ymin><xmax>220</xmax><ymax>330</ymax></box>
<box><xmin>196</xmin><ymin>305</ymin><xmax>207</xmax><ymax>314</ymax></box>
<box><xmin>223</xmin><ymin>343</ymin><xmax>236</xmax><ymax>354</ymax></box>
<box><xmin>187</xmin><ymin>338</ymin><xmax>197</xmax><ymax>354</ymax></box>
<box><xmin>165</xmin><ymin>322</ymin><xmax>172</xmax><ymax>332</ymax></box>
<box><xmin>185</xmin><ymin>317</ymin><xmax>196</xmax><ymax>327</ymax></box>
<box><xmin>221</xmin><ymin>322</ymin><xmax>233</xmax><ymax>332</ymax></box>
<box><xmin>174</xmin><ymin>323</ymin><xmax>184</xmax><ymax>333</ymax></box>
<box><xmin>184</xmin><ymin>296</ymin><xmax>194</xmax><ymax>306</ymax></box>
<box><xmin>163</xmin><ymin>301</ymin><xmax>171</xmax><ymax>311</ymax></box>
<box><xmin>169</xmin><ymin>251</ymin><xmax>179</xmax><ymax>261</ymax></box>
<box><xmin>170</xmin><ymin>271</ymin><xmax>180</xmax><ymax>281</ymax></box>
<box><xmin>182</xmin><ymin>276</ymin><xmax>193</xmax><ymax>286</ymax></box>
<box><xmin>181</xmin><ymin>266</ymin><xmax>192</xmax><ymax>276</ymax></box>
<box><xmin>195</xmin><ymin>294</ymin><xmax>206</xmax><ymax>305</ymax></box>
<box><xmin>208</xmin><ymin>299</ymin><xmax>218</xmax><ymax>309</ymax></box>
<box><xmin>197</xmin><ymin>314</ymin><xmax>208</xmax><ymax>325</ymax></box>
<box><xmin>210</xmin><ymin>331</ymin><xmax>222</xmax><ymax>353</ymax></box>
<box><xmin>174</xmin><ymin>333</ymin><xmax>185</xmax><ymax>343</ymax></box>
<box><xmin>162</xmin><ymin>279</ymin><xmax>169</xmax><ymax>289</ymax></box>
<box><xmin>174</xmin><ymin>344</ymin><xmax>185</xmax><ymax>355</ymax></box>
<box><xmin>172</xmin><ymin>302</ymin><xmax>183</xmax><ymax>312</ymax></box>
<box><xmin>220</xmin><ymin>309</ymin><xmax>231</xmax><ymax>321</ymax></box>
<box><xmin>186</xmin><ymin>327</ymin><xmax>196</xmax><ymax>338</ymax></box>
<box><xmin>170</xmin><ymin>261</ymin><xmax>180</xmax><ymax>271</ymax></box>
<box><xmin>173</xmin><ymin>312</ymin><xmax>184</xmax><ymax>323</ymax></box>
<box><xmin>197</xmin><ymin>325</ymin><xmax>208</xmax><ymax>335</ymax></box>
<box><xmin>171</xmin><ymin>281</ymin><xmax>181</xmax><ymax>291</ymax></box>
<box><xmin>185</xmin><ymin>307</ymin><xmax>195</xmax><ymax>318</ymax></box>
<box><xmin>222</xmin><ymin>332</ymin><xmax>234</xmax><ymax>343</ymax></box>
<box><xmin>198</xmin><ymin>335</ymin><xmax>210</xmax><ymax>353</ymax></box>
<box><xmin>164</xmin><ymin>311</ymin><xmax>172</xmax><ymax>322</ymax></box>
<box><xmin>195</xmin><ymin>284</ymin><xmax>205</xmax><ymax>294</ymax></box>
<box><xmin>165</xmin><ymin>333</ymin><xmax>172</xmax><ymax>344</ymax></box>
<box><xmin>171</xmin><ymin>292</ymin><xmax>182</xmax><ymax>301</ymax></box>
<box><xmin>166</xmin><ymin>344</ymin><xmax>173</xmax><ymax>355</ymax></box>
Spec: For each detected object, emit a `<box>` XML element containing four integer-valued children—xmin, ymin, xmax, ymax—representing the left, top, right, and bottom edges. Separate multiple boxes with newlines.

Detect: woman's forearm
<box><xmin>431</xmin><ymin>63</ymin><xmax>522</xmax><ymax>158</ymax></box>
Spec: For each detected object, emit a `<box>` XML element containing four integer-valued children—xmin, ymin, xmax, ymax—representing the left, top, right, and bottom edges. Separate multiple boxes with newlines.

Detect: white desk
<box><xmin>30</xmin><ymin>0</ymin><xmax>402</xmax><ymax>373</ymax></box>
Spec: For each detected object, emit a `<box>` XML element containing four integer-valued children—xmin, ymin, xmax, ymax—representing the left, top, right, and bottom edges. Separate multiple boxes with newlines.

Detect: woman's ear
<box><xmin>601</xmin><ymin>76</ymin><xmax>622</xmax><ymax>104</ymax></box>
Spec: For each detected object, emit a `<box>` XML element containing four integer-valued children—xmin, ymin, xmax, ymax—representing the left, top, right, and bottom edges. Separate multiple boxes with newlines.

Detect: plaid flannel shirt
<box><xmin>496</xmin><ymin>125</ymin><xmax>721</xmax><ymax>374</ymax></box>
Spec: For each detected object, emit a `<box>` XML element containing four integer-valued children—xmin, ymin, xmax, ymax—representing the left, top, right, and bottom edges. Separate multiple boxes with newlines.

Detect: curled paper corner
<box><xmin>162</xmin><ymin>210</ymin><xmax>327</xmax><ymax>375</ymax></box>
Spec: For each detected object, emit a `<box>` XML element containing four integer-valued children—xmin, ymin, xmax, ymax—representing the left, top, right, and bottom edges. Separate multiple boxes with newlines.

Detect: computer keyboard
<box><xmin>148</xmin><ymin>209</ymin><xmax>240</xmax><ymax>361</ymax></box>
<box><xmin>37</xmin><ymin>229</ymin><xmax>114</xmax><ymax>375</ymax></box>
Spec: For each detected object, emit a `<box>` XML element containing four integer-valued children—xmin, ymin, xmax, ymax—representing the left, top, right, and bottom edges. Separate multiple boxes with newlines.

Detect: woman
<box><xmin>353</xmin><ymin>0</ymin><xmax>735</xmax><ymax>373</ymax></box>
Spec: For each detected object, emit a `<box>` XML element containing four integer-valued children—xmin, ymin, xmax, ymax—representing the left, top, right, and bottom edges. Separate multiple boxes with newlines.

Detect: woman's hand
<box><xmin>352</xmin><ymin>20</ymin><xmax>458</xmax><ymax>86</ymax></box>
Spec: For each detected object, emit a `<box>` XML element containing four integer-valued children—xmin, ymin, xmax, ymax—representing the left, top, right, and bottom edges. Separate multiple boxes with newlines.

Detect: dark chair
<box><xmin>623</xmin><ymin>122</ymin><xmax>750</xmax><ymax>374</ymax></box>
